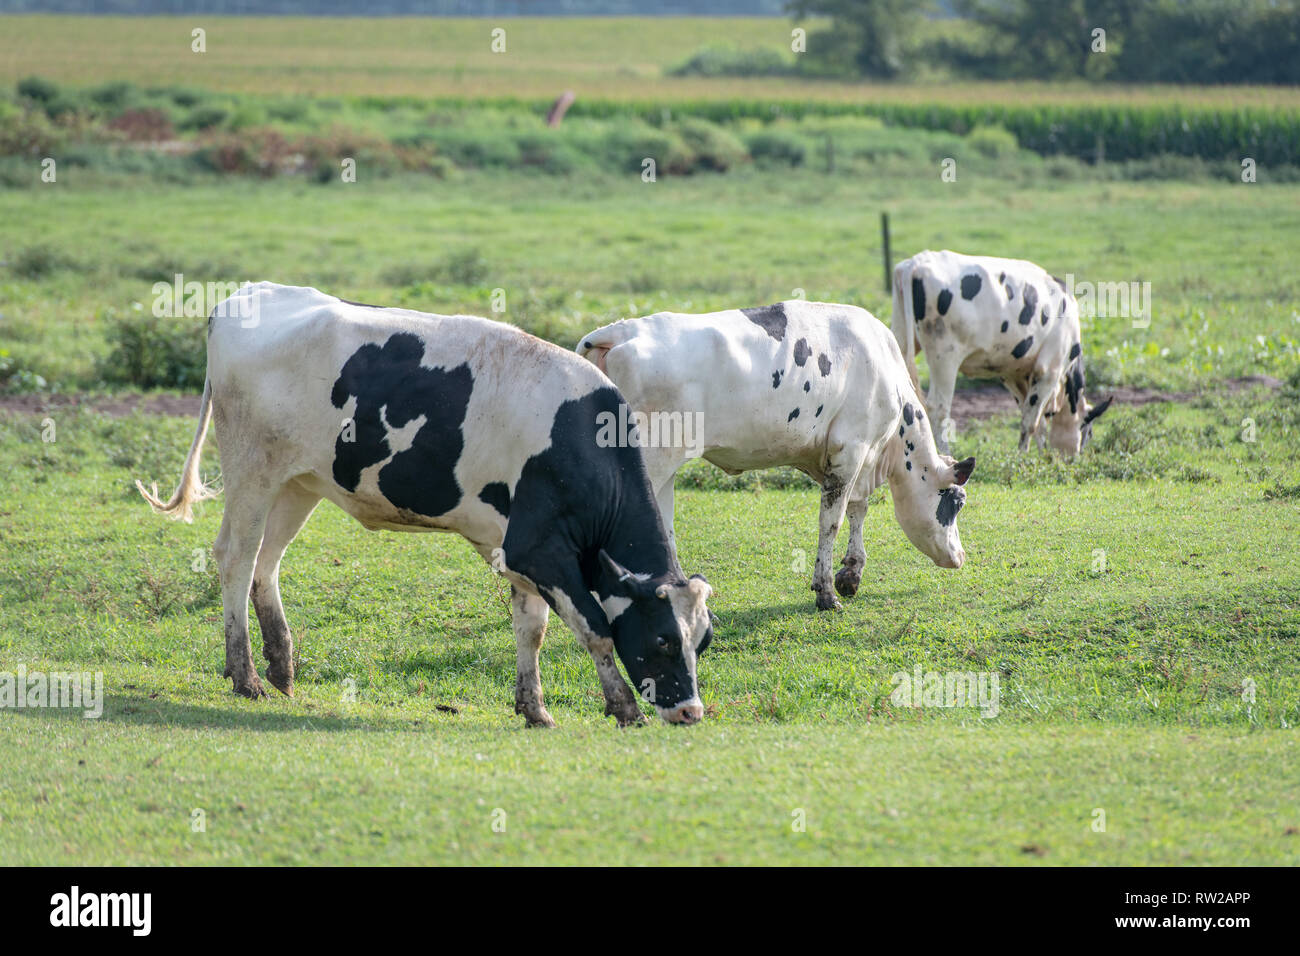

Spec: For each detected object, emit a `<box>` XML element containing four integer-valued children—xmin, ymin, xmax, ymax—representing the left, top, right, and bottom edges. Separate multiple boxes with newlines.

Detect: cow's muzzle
<box><xmin>658</xmin><ymin>699</ymin><xmax>704</xmax><ymax>725</ymax></box>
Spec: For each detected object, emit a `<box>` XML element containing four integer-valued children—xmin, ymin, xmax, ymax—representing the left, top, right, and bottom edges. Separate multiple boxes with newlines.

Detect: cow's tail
<box><xmin>891</xmin><ymin>263</ymin><xmax>922</xmax><ymax>394</ymax></box>
<box><xmin>135</xmin><ymin>377</ymin><xmax>218</xmax><ymax>523</ymax></box>
<box><xmin>576</xmin><ymin>319</ymin><xmax>637</xmax><ymax>375</ymax></box>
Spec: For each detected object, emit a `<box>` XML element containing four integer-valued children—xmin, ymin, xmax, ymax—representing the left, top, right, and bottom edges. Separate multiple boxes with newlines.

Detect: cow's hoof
<box><xmin>523</xmin><ymin>709</ymin><xmax>557</xmax><ymax>729</ymax></box>
<box><xmin>834</xmin><ymin>567</ymin><xmax>862</xmax><ymax>599</ymax></box>
<box><xmin>232</xmin><ymin>675</ymin><xmax>268</xmax><ymax>699</ymax></box>
<box><xmin>615</xmin><ymin>711</ymin><xmax>647</xmax><ymax>728</ymax></box>
<box><xmin>815</xmin><ymin>591</ymin><xmax>843</xmax><ymax>612</ymax></box>
<box><xmin>266</xmin><ymin>662</ymin><xmax>294</xmax><ymax>697</ymax></box>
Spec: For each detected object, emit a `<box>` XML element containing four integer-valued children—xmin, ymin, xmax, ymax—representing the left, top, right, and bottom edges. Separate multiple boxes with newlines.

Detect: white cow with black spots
<box><xmin>136</xmin><ymin>282</ymin><xmax>715</xmax><ymax>727</ymax></box>
<box><xmin>891</xmin><ymin>249</ymin><xmax>1111</xmax><ymax>456</ymax></box>
<box><xmin>578</xmin><ymin>301</ymin><xmax>975</xmax><ymax>612</ymax></box>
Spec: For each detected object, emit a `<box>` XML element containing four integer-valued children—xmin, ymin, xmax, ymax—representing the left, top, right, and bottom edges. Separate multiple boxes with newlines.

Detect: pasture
<box><xmin>1</xmin><ymin>15</ymin><xmax>1298</xmax><ymax>866</ymax></box>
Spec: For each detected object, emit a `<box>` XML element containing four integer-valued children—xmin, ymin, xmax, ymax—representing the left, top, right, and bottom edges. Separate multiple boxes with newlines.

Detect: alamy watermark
<box><xmin>1063</xmin><ymin>273</ymin><xmax>1152</xmax><ymax>329</ymax></box>
<box><xmin>151</xmin><ymin>275</ymin><xmax>260</xmax><ymax>327</ymax></box>
<box><xmin>890</xmin><ymin>666</ymin><xmax>1000</xmax><ymax>718</ymax></box>
<box><xmin>0</xmin><ymin>665</ymin><xmax>103</xmax><ymax>718</ymax></box>
<box><xmin>595</xmin><ymin>403</ymin><xmax>704</xmax><ymax>455</ymax></box>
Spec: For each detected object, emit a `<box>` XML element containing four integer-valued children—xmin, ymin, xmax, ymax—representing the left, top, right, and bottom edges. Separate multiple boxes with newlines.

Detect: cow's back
<box><xmin>206</xmin><ymin>282</ymin><xmax>615</xmax><ymax>539</ymax></box>
<box><xmin>594</xmin><ymin>300</ymin><xmax>909</xmax><ymax>475</ymax></box>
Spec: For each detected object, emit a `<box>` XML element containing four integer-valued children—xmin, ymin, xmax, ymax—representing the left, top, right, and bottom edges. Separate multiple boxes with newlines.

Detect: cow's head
<box><xmin>888</xmin><ymin>402</ymin><xmax>974</xmax><ymax>570</ymax></box>
<box><xmin>1049</xmin><ymin>351</ymin><xmax>1112</xmax><ymax>456</ymax></box>
<box><xmin>597</xmin><ymin>551</ymin><xmax>713</xmax><ymax>725</ymax></box>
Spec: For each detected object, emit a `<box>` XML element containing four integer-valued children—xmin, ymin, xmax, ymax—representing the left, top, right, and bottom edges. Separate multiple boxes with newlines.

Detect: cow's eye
<box><xmin>656</xmin><ymin>636</ymin><xmax>670</xmax><ymax>651</ymax></box>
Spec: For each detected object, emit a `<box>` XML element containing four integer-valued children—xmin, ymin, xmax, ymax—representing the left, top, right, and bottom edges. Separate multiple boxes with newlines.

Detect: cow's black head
<box><xmin>597</xmin><ymin>550</ymin><xmax>712</xmax><ymax>725</ymax></box>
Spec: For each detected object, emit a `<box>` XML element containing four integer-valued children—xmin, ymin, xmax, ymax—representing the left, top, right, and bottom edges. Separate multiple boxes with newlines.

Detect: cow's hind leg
<box><xmin>251</xmin><ymin>482</ymin><xmax>320</xmax><ymax>696</ymax></box>
<box><xmin>213</xmin><ymin>484</ymin><xmax>274</xmax><ymax>699</ymax></box>
<box><xmin>811</xmin><ymin>447</ymin><xmax>868</xmax><ymax>611</ymax></box>
<box><xmin>510</xmin><ymin>585</ymin><xmax>555</xmax><ymax>728</ymax></box>
<box><xmin>834</xmin><ymin>496</ymin><xmax>869</xmax><ymax>599</ymax></box>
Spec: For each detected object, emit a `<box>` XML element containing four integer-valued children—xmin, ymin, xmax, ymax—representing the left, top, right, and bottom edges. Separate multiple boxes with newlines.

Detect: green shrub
<box><xmin>675</xmin><ymin>118</ymin><xmax>749</xmax><ymax>172</ymax></box>
<box><xmin>667</xmin><ymin>45</ymin><xmax>795</xmax><ymax>78</ymax></box>
<box><xmin>16</xmin><ymin>76</ymin><xmax>59</xmax><ymax>104</ymax></box>
<box><xmin>178</xmin><ymin>105</ymin><xmax>229</xmax><ymax>132</ymax></box>
<box><xmin>745</xmin><ymin>128</ymin><xmax>808</xmax><ymax>167</ymax></box>
<box><xmin>96</xmin><ymin>309</ymin><xmax>207</xmax><ymax>390</ymax></box>
<box><xmin>7</xmin><ymin>243</ymin><xmax>79</xmax><ymax>278</ymax></box>
<box><xmin>966</xmin><ymin>124</ymin><xmax>1019</xmax><ymax>159</ymax></box>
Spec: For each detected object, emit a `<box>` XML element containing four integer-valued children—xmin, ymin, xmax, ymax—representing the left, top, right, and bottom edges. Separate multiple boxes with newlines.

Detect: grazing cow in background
<box><xmin>891</xmin><ymin>249</ymin><xmax>1112</xmax><ymax>456</ymax></box>
<box><xmin>137</xmin><ymin>282</ymin><xmax>713</xmax><ymax>728</ymax></box>
<box><xmin>577</xmin><ymin>301</ymin><xmax>975</xmax><ymax>612</ymax></box>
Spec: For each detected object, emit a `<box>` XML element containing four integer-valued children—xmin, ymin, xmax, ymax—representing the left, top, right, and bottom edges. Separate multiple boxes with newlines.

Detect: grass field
<box><xmin>2</xmin><ymin>13</ymin><xmax>1299</xmax><ymax>866</ymax></box>
<box><xmin>5</xmin><ymin>15</ymin><xmax>1300</xmax><ymax>108</ymax></box>
<box><xmin>1</xmin><ymin>393</ymin><xmax>1298</xmax><ymax>863</ymax></box>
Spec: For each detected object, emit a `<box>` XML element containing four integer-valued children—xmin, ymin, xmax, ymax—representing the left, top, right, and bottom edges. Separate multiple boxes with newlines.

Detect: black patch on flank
<box><xmin>803</xmin><ymin>380</ymin><xmax>811</xmax><ymax>393</ymax></box>
<box><xmin>937</xmin><ymin>289</ymin><xmax>953</xmax><ymax>315</ymax></box>
<box><xmin>1000</xmin><ymin>320</ymin><xmax>1009</xmax><ymax>333</ymax></box>
<box><xmin>899</xmin><ymin>425</ymin><xmax>905</xmax><ymax>437</ymax></box>
<box><xmin>1004</xmin><ymin>280</ymin><xmax>1015</xmax><ymax>299</ymax></box>
<box><xmin>906</xmin><ymin>461</ymin><xmax>912</xmax><ymax>471</ymax></box>
<box><xmin>1052</xmin><ymin>275</ymin><xmax>1068</xmax><ymax>293</ymax></box>
<box><xmin>743</xmin><ymin>303</ymin><xmax>787</xmax><ymax>341</ymax></box>
<box><xmin>1059</xmin><ymin>298</ymin><xmax>1067</xmax><ymax>316</ymax></box>
<box><xmin>936</xmin><ymin>488</ymin><xmax>963</xmax><ymax>527</ymax></box>
<box><xmin>330</xmin><ymin>332</ymin><xmax>473</xmax><ymax>518</ymax></box>
<box><xmin>902</xmin><ymin>403</ymin><xmax>915</xmax><ymax>426</ymax></box>
<box><xmin>912</xmin><ymin>278</ymin><xmax>927</xmax><ymax>320</ymax></box>
<box><xmin>788</xmin><ymin>408</ymin><xmax>800</xmax><ymax>422</ymax></box>
<box><xmin>960</xmin><ymin>274</ymin><xmax>982</xmax><ymax>300</ymax></box>
<box><xmin>1011</xmin><ymin>336</ymin><xmax>1034</xmax><ymax>359</ymax></box>
<box><xmin>1069</xmin><ymin>342</ymin><xmax>1081</xmax><ymax>360</ymax></box>
<box><xmin>999</xmin><ymin>272</ymin><xmax>1006</xmax><ymax>284</ymax></box>
<box><xmin>1029</xmin><ymin>393</ymin><xmax>1039</xmax><ymax>406</ymax></box>
<box><xmin>793</xmin><ymin>338</ymin><xmax>812</xmax><ymax>366</ymax></box>
<box><xmin>816</xmin><ymin>404</ymin><xmax>824</xmax><ymax>417</ymax></box>
<box><xmin>817</xmin><ymin>353</ymin><xmax>831</xmax><ymax>377</ymax></box>
<box><xmin>1041</xmin><ymin>307</ymin><xmax>1050</xmax><ymax>326</ymax></box>
<box><xmin>478</xmin><ymin>481</ymin><xmax>511</xmax><ymax>518</ymax></box>
<box><xmin>772</xmin><ymin>370</ymin><xmax>783</xmax><ymax>388</ymax></box>
<box><xmin>1018</xmin><ymin>284</ymin><xmax>1038</xmax><ymax>325</ymax></box>
<box><xmin>916</xmin><ymin>409</ymin><xmax>923</xmax><ymax>420</ymax></box>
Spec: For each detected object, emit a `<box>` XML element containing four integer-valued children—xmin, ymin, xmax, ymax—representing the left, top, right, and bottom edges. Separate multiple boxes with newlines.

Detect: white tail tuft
<box><xmin>135</xmin><ymin>378</ymin><xmax>219</xmax><ymax>523</ymax></box>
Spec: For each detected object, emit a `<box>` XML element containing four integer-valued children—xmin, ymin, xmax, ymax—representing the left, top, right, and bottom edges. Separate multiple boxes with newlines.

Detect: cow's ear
<box><xmin>952</xmin><ymin>456</ymin><xmax>976</xmax><ymax>485</ymax></box>
<box><xmin>1083</xmin><ymin>396</ymin><xmax>1113</xmax><ymax>425</ymax></box>
<box><xmin>598</xmin><ymin>549</ymin><xmax>652</xmax><ymax>598</ymax></box>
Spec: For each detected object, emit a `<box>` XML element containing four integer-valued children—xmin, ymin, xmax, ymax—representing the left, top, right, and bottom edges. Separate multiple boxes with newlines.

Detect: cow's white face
<box><xmin>597</xmin><ymin>551</ymin><xmax>712</xmax><ymax>724</ymax></box>
<box><xmin>887</xmin><ymin>421</ymin><xmax>974</xmax><ymax>570</ymax></box>
<box><xmin>1049</xmin><ymin>393</ymin><xmax>1113</xmax><ymax>457</ymax></box>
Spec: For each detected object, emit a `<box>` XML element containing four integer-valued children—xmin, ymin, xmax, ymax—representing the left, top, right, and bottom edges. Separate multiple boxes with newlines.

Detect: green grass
<box><xmin>5</xmin><ymin>15</ymin><xmax>1300</xmax><ymax>109</ymax></box>
<box><xmin>3</xmin><ymin>172</ymin><xmax>1299</xmax><ymax>392</ymax></box>
<box><xmin>1</xmin><ymin>392</ymin><xmax>1298</xmax><ymax>863</ymax></box>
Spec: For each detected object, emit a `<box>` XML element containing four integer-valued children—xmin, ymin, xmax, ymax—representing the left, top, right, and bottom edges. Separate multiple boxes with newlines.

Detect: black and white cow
<box><xmin>577</xmin><ymin>301</ymin><xmax>975</xmax><ymax>612</ymax></box>
<box><xmin>137</xmin><ymin>282</ymin><xmax>713</xmax><ymax>727</ymax></box>
<box><xmin>891</xmin><ymin>249</ymin><xmax>1112</xmax><ymax>456</ymax></box>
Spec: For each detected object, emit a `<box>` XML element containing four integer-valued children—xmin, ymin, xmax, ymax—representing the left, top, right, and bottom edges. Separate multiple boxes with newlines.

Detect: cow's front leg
<box><xmin>510</xmin><ymin>585</ymin><xmax>555</xmax><ymax>728</ymax></box>
<box><xmin>834</xmin><ymin>497</ymin><xmax>869</xmax><ymax>599</ymax></box>
<box><xmin>534</xmin><ymin>575</ymin><xmax>644</xmax><ymax>726</ymax></box>
<box><xmin>811</xmin><ymin>478</ymin><xmax>853</xmax><ymax>611</ymax></box>
<box><xmin>584</xmin><ymin>637</ymin><xmax>645</xmax><ymax>727</ymax></box>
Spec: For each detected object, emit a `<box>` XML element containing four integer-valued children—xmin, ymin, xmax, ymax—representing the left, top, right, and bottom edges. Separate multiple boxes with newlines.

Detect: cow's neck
<box><xmin>592</xmin><ymin>478</ymin><xmax>679</xmax><ymax>584</ymax></box>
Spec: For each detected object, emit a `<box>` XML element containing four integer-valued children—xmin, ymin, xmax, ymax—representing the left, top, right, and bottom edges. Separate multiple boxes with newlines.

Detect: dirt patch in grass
<box><xmin>0</xmin><ymin>376</ymin><xmax>1281</xmax><ymax>422</ymax></box>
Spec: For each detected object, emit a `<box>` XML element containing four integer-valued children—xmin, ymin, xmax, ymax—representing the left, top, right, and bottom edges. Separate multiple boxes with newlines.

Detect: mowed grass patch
<box><xmin>2</xmin><ymin>717</ymin><xmax>1296</xmax><ymax>866</ymax></box>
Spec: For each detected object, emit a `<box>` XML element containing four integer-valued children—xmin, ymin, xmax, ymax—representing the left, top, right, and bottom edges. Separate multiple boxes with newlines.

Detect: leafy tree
<box><xmin>787</xmin><ymin>0</ymin><xmax>932</xmax><ymax>79</ymax></box>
